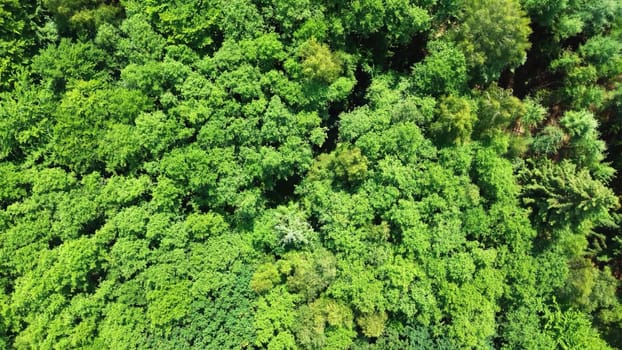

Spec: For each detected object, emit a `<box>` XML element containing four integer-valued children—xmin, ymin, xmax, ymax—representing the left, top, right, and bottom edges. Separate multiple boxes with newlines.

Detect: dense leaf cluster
<box><xmin>0</xmin><ymin>0</ymin><xmax>621</xmax><ymax>348</ymax></box>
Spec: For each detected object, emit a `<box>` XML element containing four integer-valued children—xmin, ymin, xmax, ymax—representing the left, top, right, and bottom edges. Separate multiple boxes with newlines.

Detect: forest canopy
<box><xmin>1</xmin><ymin>0</ymin><xmax>622</xmax><ymax>349</ymax></box>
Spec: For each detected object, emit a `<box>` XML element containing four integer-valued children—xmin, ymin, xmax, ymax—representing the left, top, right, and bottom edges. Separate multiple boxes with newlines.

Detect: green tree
<box><xmin>430</xmin><ymin>95</ymin><xmax>477</xmax><ymax>145</ymax></box>
<box><xmin>43</xmin><ymin>0</ymin><xmax>122</xmax><ymax>37</ymax></box>
<box><xmin>411</xmin><ymin>40</ymin><xmax>467</xmax><ymax>96</ymax></box>
<box><xmin>520</xmin><ymin>160</ymin><xmax>618</xmax><ymax>232</ymax></box>
<box><xmin>50</xmin><ymin>79</ymin><xmax>149</xmax><ymax>172</ymax></box>
<box><xmin>299</xmin><ymin>39</ymin><xmax>343</xmax><ymax>83</ymax></box>
<box><xmin>1</xmin><ymin>0</ymin><xmax>621</xmax><ymax>348</ymax></box>
<box><xmin>450</xmin><ymin>0</ymin><xmax>532</xmax><ymax>83</ymax></box>
<box><xmin>0</xmin><ymin>0</ymin><xmax>40</xmax><ymax>90</ymax></box>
